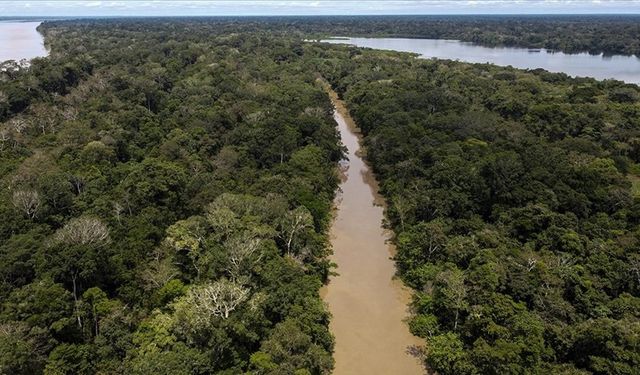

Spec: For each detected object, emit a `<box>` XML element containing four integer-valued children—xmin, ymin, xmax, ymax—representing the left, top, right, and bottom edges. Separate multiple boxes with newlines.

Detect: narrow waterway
<box><xmin>322</xmin><ymin>85</ymin><xmax>426</xmax><ymax>374</ymax></box>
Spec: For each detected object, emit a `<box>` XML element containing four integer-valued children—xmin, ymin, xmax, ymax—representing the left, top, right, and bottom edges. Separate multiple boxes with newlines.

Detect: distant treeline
<box><xmin>317</xmin><ymin>41</ymin><xmax>640</xmax><ymax>374</ymax></box>
<box><xmin>40</xmin><ymin>15</ymin><xmax>640</xmax><ymax>56</ymax></box>
<box><xmin>1</xmin><ymin>16</ymin><xmax>639</xmax><ymax>375</ymax></box>
<box><xmin>297</xmin><ymin>15</ymin><xmax>640</xmax><ymax>56</ymax></box>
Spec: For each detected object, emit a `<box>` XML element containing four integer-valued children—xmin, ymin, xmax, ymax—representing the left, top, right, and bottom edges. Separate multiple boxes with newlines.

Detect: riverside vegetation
<box><xmin>318</xmin><ymin>44</ymin><xmax>640</xmax><ymax>374</ymax></box>
<box><xmin>297</xmin><ymin>15</ymin><xmax>640</xmax><ymax>57</ymax></box>
<box><xmin>0</xmin><ymin>17</ymin><xmax>639</xmax><ymax>375</ymax></box>
<box><xmin>0</xmin><ymin>19</ymin><xmax>342</xmax><ymax>374</ymax></box>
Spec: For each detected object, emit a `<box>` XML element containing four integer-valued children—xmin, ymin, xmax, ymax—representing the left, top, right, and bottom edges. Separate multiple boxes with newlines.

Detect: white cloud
<box><xmin>0</xmin><ymin>0</ymin><xmax>639</xmax><ymax>16</ymax></box>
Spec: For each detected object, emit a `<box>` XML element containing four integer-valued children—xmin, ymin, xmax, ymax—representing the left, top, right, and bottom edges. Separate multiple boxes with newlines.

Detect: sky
<box><xmin>1</xmin><ymin>0</ymin><xmax>639</xmax><ymax>16</ymax></box>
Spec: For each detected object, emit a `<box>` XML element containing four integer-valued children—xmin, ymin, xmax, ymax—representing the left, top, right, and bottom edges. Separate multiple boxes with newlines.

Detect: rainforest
<box><xmin>0</xmin><ymin>16</ymin><xmax>639</xmax><ymax>375</ymax></box>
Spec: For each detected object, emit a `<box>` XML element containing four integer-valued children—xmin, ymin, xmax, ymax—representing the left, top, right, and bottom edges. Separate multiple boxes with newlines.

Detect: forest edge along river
<box><xmin>315</xmin><ymin>36</ymin><xmax>639</xmax><ymax>374</ymax></box>
<box><xmin>4</xmin><ymin>21</ymin><xmax>636</xmax><ymax>374</ymax></box>
<box><xmin>320</xmin><ymin>80</ymin><xmax>427</xmax><ymax>374</ymax></box>
<box><xmin>319</xmin><ymin>37</ymin><xmax>640</xmax><ymax>84</ymax></box>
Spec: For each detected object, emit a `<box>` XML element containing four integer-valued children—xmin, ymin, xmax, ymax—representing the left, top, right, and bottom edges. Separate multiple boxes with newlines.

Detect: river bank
<box><xmin>320</xmin><ymin>37</ymin><xmax>640</xmax><ymax>84</ymax></box>
<box><xmin>320</xmin><ymin>81</ymin><xmax>426</xmax><ymax>374</ymax></box>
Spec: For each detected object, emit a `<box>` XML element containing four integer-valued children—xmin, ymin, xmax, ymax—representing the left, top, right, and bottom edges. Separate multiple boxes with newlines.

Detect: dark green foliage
<box><xmin>316</xmin><ymin>42</ymin><xmax>640</xmax><ymax>374</ymax></box>
<box><xmin>293</xmin><ymin>15</ymin><xmax>640</xmax><ymax>56</ymax></box>
<box><xmin>0</xmin><ymin>19</ymin><xmax>342</xmax><ymax>374</ymax></box>
<box><xmin>1</xmin><ymin>16</ymin><xmax>639</xmax><ymax>374</ymax></box>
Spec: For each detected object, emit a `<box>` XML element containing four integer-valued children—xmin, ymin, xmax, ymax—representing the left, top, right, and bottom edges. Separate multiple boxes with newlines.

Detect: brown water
<box><xmin>322</xmin><ymin>86</ymin><xmax>426</xmax><ymax>374</ymax></box>
<box><xmin>0</xmin><ymin>21</ymin><xmax>47</xmax><ymax>63</ymax></box>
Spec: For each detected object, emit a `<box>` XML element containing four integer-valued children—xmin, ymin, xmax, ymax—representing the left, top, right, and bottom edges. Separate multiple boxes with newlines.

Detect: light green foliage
<box><xmin>257</xmin><ymin>319</ymin><xmax>333</xmax><ymax>374</ymax></box>
<box><xmin>0</xmin><ymin>19</ymin><xmax>341</xmax><ymax>374</ymax></box>
<box><xmin>408</xmin><ymin>314</ymin><xmax>440</xmax><ymax>338</ymax></box>
<box><xmin>425</xmin><ymin>333</ymin><xmax>476</xmax><ymax>375</ymax></box>
<box><xmin>279</xmin><ymin>206</ymin><xmax>314</xmax><ymax>257</ymax></box>
<box><xmin>320</xmin><ymin>41</ymin><xmax>640</xmax><ymax>374</ymax></box>
<box><xmin>433</xmin><ymin>268</ymin><xmax>468</xmax><ymax>330</ymax></box>
<box><xmin>165</xmin><ymin>217</ymin><xmax>206</xmax><ymax>254</ymax></box>
<box><xmin>1</xmin><ymin>15</ymin><xmax>638</xmax><ymax>375</ymax></box>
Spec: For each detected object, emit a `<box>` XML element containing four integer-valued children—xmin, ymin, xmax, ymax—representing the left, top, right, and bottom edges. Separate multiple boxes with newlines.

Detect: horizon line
<box><xmin>3</xmin><ymin>13</ymin><xmax>640</xmax><ymax>17</ymax></box>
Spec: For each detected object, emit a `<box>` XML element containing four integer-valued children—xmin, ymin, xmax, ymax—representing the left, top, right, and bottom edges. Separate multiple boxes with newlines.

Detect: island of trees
<box><xmin>0</xmin><ymin>17</ymin><xmax>639</xmax><ymax>375</ymax></box>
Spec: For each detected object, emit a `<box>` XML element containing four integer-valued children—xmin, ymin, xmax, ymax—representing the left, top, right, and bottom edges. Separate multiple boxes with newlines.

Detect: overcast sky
<box><xmin>1</xmin><ymin>0</ymin><xmax>639</xmax><ymax>16</ymax></box>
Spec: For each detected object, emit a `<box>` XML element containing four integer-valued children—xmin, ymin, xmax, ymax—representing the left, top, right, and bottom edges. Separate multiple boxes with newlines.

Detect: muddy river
<box><xmin>0</xmin><ymin>21</ymin><xmax>47</xmax><ymax>63</ymax></box>
<box><xmin>322</xmin><ymin>86</ymin><xmax>426</xmax><ymax>374</ymax></box>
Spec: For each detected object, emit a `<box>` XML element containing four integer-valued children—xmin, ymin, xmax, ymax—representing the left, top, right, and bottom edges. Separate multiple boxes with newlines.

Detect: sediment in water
<box><xmin>320</xmin><ymin>82</ymin><xmax>426</xmax><ymax>374</ymax></box>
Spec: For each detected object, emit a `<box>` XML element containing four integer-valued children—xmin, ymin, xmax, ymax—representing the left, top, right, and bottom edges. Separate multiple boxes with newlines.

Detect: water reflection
<box><xmin>321</xmin><ymin>37</ymin><xmax>640</xmax><ymax>84</ymax></box>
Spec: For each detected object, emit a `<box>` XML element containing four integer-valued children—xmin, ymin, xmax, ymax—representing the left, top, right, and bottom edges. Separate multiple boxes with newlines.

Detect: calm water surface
<box><xmin>0</xmin><ymin>21</ymin><xmax>47</xmax><ymax>62</ymax></box>
<box><xmin>322</xmin><ymin>85</ymin><xmax>426</xmax><ymax>374</ymax></box>
<box><xmin>322</xmin><ymin>37</ymin><xmax>640</xmax><ymax>84</ymax></box>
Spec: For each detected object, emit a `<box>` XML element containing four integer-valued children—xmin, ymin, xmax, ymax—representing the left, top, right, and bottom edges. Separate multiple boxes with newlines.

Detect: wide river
<box><xmin>0</xmin><ymin>21</ymin><xmax>47</xmax><ymax>62</ymax></box>
<box><xmin>322</xmin><ymin>37</ymin><xmax>640</xmax><ymax>84</ymax></box>
<box><xmin>322</xmin><ymin>84</ymin><xmax>426</xmax><ymax>374</ymax></box>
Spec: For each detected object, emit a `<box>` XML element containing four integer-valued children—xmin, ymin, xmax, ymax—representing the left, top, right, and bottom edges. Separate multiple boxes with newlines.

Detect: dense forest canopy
<box><xmin>297</xmin><ymin>14</ymin><xmax>640</xmax><ymax>56</ymax></box>
<box><xmin>0</xmin><ymin>19</ymin><xmax>342</xmax><ymax>374</ymax></box>
<box><xmin>31</xmin><ymin>15</ymin><xmax>640</xmax><ymax>56</ymax></box>
<box><xmin>317</xmin><ymin>42</ymin><xmax>640</xmax><ymax>374</ymax></box>
<box><xmin>0</xmin><ymin>16</ymin><xmax>639</xmax><ymax>375</ymax></box>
